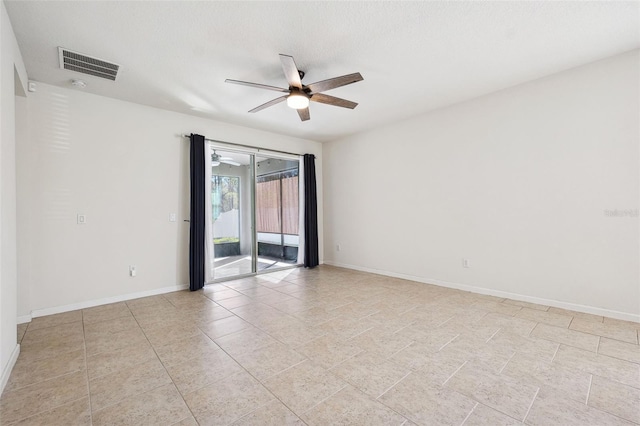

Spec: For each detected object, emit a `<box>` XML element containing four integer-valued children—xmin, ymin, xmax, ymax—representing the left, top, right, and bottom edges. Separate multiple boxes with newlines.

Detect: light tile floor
<box><xmin>1</xmin><ymin>265</ymin><xmax>639</xmax><ymax>425</ymax></box>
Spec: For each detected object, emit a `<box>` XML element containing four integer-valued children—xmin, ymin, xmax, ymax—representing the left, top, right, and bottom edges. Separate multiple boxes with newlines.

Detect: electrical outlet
<box><xmin>169</xmin><ymin>213</ymin><xmax>177</xmax><ymax>222</ymax></box>
<box><xmin>129</xmin><ymin>265</ymin><xmax>136</xmax><ymax>277</ymax></box>
<box><xmin>462</xmin><ymin>258</ymin><xmax>470</xmax><ymax>268</ymax></box>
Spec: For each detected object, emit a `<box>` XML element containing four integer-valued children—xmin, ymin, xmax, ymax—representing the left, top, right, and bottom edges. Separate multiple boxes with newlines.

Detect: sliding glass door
<box><xmin>207</xmin><ymin>146</ymin><xmax>300</xmax><ymax>282</ymax></box>
<box><xmin>255</xmin><ymin>156</ymin><xmax>300</xmax><ymax>272</ymax></box>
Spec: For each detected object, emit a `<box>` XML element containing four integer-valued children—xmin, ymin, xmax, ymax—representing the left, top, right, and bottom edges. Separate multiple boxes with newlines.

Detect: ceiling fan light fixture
<box><xmin>287</xmin><ymin>93</ymin><xmax>309</xmax><ymax>109</ymax></box>
<box><xmin>211</xmin><ymin>152</ymin><xmax>221</xmax><ymax>166</ymax></box>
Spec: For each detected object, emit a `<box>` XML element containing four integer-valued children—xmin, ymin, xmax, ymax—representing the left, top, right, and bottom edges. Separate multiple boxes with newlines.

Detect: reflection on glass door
<box><xmin>255</xmin><ymin>156</ymin><xmax>300</xmax><ymax>272</ymax></box>
<box><xmin>210</xmin><ymin>150</ymin><xmax>255</xmax><ymax>280</ymax></box>
<box><xmin>208</xmin><ymin>147</ymin><xmax>300</xmax><ymax>282</ymax></box>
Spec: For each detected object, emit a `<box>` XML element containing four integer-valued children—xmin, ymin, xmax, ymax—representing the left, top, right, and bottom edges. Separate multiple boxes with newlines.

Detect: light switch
<box><xmin>169</xmin><ymin>213</ymin><xmax>177</xmax><ymax>222</ymax></box>
<box><xmin>77</xmin><ymin>214</ymin><xmax>86</xmax><ymax>224</ymax></box>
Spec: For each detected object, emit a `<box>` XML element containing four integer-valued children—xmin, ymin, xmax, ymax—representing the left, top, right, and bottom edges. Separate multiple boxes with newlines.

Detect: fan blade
<box><xmin>225</xmin><ymin>79</ymin><xmax>288</xmax><ymax>93</ymax></box>
<box><xmin>249</xmin><ymin>96</ymin><xmax>288</xmax><ymax>113</ymax></box>
<box><xmin>306</xmin><ymin>72</ymin><xmax>363</xmax><ymax>94</ymax></box>
<box><xmin>221</xmin><ymin>160</ymin><xmax>241</xmax><ymax>166</ymax></box>
<box><xmin>310</xmin><ymin>93</ymin><xmax>358</xmax><ymax>109</ymax></box>
<box><xmin>297</xmin><ymin>107</ymin><xmax>310</xmax><ymax>121</ymax></box>
<box><xmin>279</xmin><ymin>54</ymin><xmax>302</xmax><ymax>89</ymax></box>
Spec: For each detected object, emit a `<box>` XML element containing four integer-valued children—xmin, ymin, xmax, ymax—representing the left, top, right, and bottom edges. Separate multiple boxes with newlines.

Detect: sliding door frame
<box><xmin>207</xmin><ymin>142</ymin><xmax>301</xmax><ymax>283</ymax></box>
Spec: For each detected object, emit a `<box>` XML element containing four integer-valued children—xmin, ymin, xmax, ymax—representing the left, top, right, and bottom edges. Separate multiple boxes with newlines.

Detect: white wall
<box><xmin>16</xmin><ymin>82</ymin><xmax>322</xmax><ymax>317</ymax></box>
<box><xmin>0</xmin><ymin>0</ymin><xmax>27</xmax><ymax>393</ymax></box>
<box><xmin>323</xmin><ymin>50</ymin><xmax>640</xmax><ymax>320</ymax></box>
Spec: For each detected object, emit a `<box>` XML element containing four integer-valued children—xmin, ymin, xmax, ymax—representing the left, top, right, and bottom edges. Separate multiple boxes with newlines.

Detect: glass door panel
<box><xmin>255</xmin><ymin>156</ymin><xmax>300</xmax><ymax>272</ymax></box>
<box><xmin>210</xmin><ymin>149</ymin><xmax>255</xmax><ymax>280</ymax></box>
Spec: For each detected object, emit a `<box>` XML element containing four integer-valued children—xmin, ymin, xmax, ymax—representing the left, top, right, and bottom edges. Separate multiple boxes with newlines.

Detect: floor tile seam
<box><xmin>310</xmin><ymin>379</ymin><xmax>409</xmax><ymax>423</ymax></box>
<box><xmin>90</xmin><ymin>381</ymin><xmax>172</xmax><ymax>415</ymax></box>
<box><xmin>567</xmin><ymin>325</ymin><xmax>639</xmax><ymax>344</ymax></box>
<box><xmin>316</xmin><ymin>348</ymin><xmax>365</xmax><ymax>371</ymax></box>
<box><xmin>1</xmin><ymin>367</ymin><xmax>87</xmax><ymax>399</ymax></box>
<box><xmin>2</xmin><ymin>394</ymin><xmax>90</xmax><ymax>426</ymax></box>
<box><xmin>585</xmin><ymin>374</ymin><xmax>594</xmax><ymax>405</ymax></box>
<box><xmin>264</xmin><ymin>357</ymin><xmax>317</xmax><ymax>383</ymax></box>
<box><xmin>221</xmin><ymin>396</ymin><xmax>291</xmax><ymax>426</ymax></box>
<box><xmin>81</xmin><ymin>318</ymin><xmax>94</xmax><ymax>426</ymax></box>
<box><xmin>437</xmin><ymin>333</ymin><xmax>462</xmax><ymax>353</ymax></box>
<box><xmin>583</xmin><ymin>384</ymin><xmax>640</xmax><ymax>425</ymax></box>
<box><xmin>475</xmin><ymin>400</ymin><xmax>529</xmax><ymax>425</ymax></box>
<box><xmin>4</xmin><ymin>362</ymin><xmax>89</xmax><ymax>394</ymax></box>
<box><xmin>85</xmin><ymin>347</ymin><xmax>160</xmax><ymax>382</ymax></box>
<box><xmin>168</xmin><ymin>414</ymin><xmax>198</xmax><ymax>426</ymax></box>
<box><xmin>452</xmin><ymin>376</ymin><xmax>540</xmax><ymax>423</ymax></box>
<box><xmin>498</xmin><ymin>352</ymin><xmax>517</xmax><ymax>375</ymax></box>
<box><xmin>124</xmin><ymin>306</ymin><xmax>199</xmax><ymax>422</ymax></box>
<box><xmin>298</xmin><ymin>384</ymin><xmax>349</xmax><ymax>416</ymax></box>
<box><xmin>25</xmin><ymin>319</ymin><xmax>84</xmax><ymax>333</ymax></box>
<box><xmin>375</xmin><ymin>370</ymin><xmax>413</xmax><ymax>400</ymax></box>
<box><xmin>436</xmin><ymin>315</ymin><xmax>456</xmax><ymax>328</ymax></box>
<box><xmin>592</xmin><ymin>349</ymin><xmax>640</xmax><ymax>366</ymax></box>
<box><xmin>500</xmin><ymin>301</ymin><xmax>550</xmax><ymax>312</ymax></box>
<box><xmin>82</xmin><ymin>311</ymin><xmax>136</xmax><ymax>327</ymax></box>
<box><xmin>459</xmin><ymin>401</ymin><xmax>479</xmax><ymax>425</ymax></box>
<box><xmin>384</xmin><ymin>341</ymin><xmax>416</xmax><ymax>361</ymax></box>
<box><xmin>210</xmin><ymin>350</ymin><xmax>311</xmax><ymax>425</ymax></box>
<box><xmin>343</xmin><ymin>326</ymin><xmax>376</xmax><ymax>342</ymax></box>
<box><xmin>530</xmin><ymin>334</ymin><xmax>600</xmax><ymax>353</ymax></box>
<box><xmin>442</xmin><ymin>360</ymin><xmax>469</xmax><ymax>387</ymax></box>
<box><xmin>554</xmin><ymin>343</ymin><xmax>640</xmax><ymax>371</ymax></box>
<box><xmin>196</xmin><ymin>321</ymin><xmax>253</xmax><ymax>342</ymax></box>
<box><xmin>520</xmin><ymin>386</ymin><xmax>540</xmax><ymax>423</ymax></box>
<box><xmin>21</xmin><ymin>329</ymin><xmax>86</xmax><ymax>347</ymax></box>
<box><xmin>249</xmin><ymin>357</ymin><xmax>310</xmax><ymax>383</ymax></box>
<box><xmin>485</xmin><ymin>328</ymin><xmax>501</xmax><ymax>343</ymax></box>
<box><xmin>17</xmin><ymin>326</ymin><xmax>28</xmax><ymax>345</ymax></box>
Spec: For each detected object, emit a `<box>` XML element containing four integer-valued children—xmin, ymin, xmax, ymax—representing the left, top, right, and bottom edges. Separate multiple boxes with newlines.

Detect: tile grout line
<box><xmin>438</xmin><ymin>334</ymin><xmax>461</xmax><ymax>352</ymax></box>
<box><xmin>178</xmin><ymin>312</ymin><xmax>310</xmax><ymax>424</ymax></box>
<box><xmin>387</xmin><ymin>341</ymin><xmax>415</xmax><ymax>360</ymax></box>
<box><xmin>224</xmin><ymin>397</ymin><xmax>279</xmax><ymax>426</ymax></box>
<box><xmin>459</xmin><ymin>402</ymin><xmax>478</xmax><ymax>426</ymax></box>
<box><xmin>6</xmin><ymin>395</ymin><xmax>89</xmax><ymax>425</ymax></box>
<box><xmin>485</xmin><ymin>328</ymin><xmax>501</xmax><ymax>343</ymax></box>
<box><xmin>522</xmin><ymin>387</ymin><xmax>540</xmax><ymax>423</ymax></box>
<box><xmin>376</xmin><ymin>370</ymin><xmax>412</xmax><ymax>399</ymax></box>
<box><xmin>345</xmin><ymin>326</ymin><xmax>376</xmax><ymax>341</ymax></box>
<box><xmin>442</xmin><ymin>360</ymin><xmax>468</xmax><ymax>386</ymax></box>
<box><xmin>498</xmin><ymin>352</ymin><xmax>516</xmax><ymax>374</ymax></box>
<box><xmin>13</xmin><ymin>268</ymin><xmax>640</xmax><ymax>425</ymax></box>
<box><xmin>550</xmin><ymin>343</ymin><xmax>560</xmax><ymax>363</ymax></box>
<box><xmin>585</xmin><ymin>374</ymin><xmax>593</xmax><ymax>404</ymax></box>
<box><xmin>300</xmin><ymin>384</ymin><xmax>349</xmax><ymax>416</ymax></box>
<box><xmin>126</xmin><ymin>298</ymin><xmax>201</xmax><ymax>423</ymax></box>
<box><xmin>81</xmin><ymin>310</ymin><xmax>94</xmax><ymax>426</ymax></box>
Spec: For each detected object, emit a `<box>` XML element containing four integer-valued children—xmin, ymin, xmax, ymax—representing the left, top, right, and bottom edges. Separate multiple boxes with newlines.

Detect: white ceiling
<box><xmin>5</xmin><ymin>1</ymin><xmax>639</xmax><ymax>142</ymax></box>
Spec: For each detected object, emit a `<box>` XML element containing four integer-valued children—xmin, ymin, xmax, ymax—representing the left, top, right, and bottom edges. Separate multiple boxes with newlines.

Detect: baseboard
<box><xmin>324</xmin><ymin>261</ymin><xmax>640</xmax><ymax>323</ymax></box>
<box><xmin>1</xmin><ymin>344</ymin><xmax>20</xmax><ymax>395</ymax></box>
<box><xmin>24</xmin><ymin>284</ymin><xmax>189</xmax><ymax>321</ymax></box>
<box><xmin>16</xmin><ymin>314</ymin><xmax>32</xmax><ymax>325</ymax></box>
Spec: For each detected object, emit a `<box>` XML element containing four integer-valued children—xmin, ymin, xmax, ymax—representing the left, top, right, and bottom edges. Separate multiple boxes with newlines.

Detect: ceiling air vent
<box><xmin>58</xmin><ymin>47</ymin><xmax>120</xmax><ymax>81</ymax></box>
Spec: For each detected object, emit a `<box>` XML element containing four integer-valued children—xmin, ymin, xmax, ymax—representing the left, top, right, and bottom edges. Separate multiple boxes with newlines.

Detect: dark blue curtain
<box><xmin>189</xmin><ymin>134</ymin><xmax>205</xmax><ymax>291</ymax></box>
<box><xmin>303</xmin><ymin>154</ymin><xmax>319</xmax><ymax>268</ymax></box>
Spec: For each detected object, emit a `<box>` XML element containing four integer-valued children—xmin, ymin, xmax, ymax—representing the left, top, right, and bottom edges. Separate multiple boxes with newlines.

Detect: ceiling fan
<box><xmin>225</xmin><ymin>54</ymin><xmax>363</xmax><ymax>122</ymax></box>
<box><xmin>212</xmin><ymin>150</ymin><xmax>241</xmax><ymax>167</ymax></box>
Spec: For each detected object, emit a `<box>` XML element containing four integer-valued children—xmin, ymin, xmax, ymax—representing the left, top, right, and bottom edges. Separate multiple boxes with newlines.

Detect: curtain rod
<box><xmin>181</xmin><ymin>134</ymin><xmax>302</xmax><ymax>158</ymax></box>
